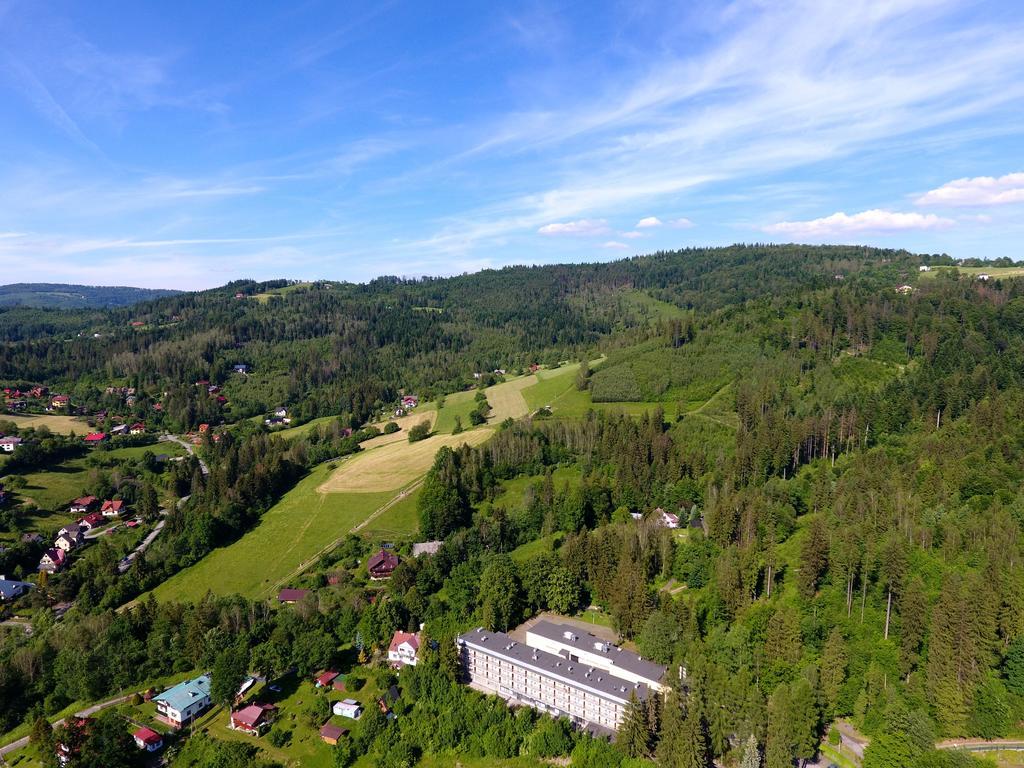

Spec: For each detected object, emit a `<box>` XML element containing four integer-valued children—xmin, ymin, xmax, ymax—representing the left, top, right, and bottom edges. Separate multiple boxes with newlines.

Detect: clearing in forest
<box><xmin>317</xmin><ymin>428</ymin><xmax>493</xmax><ymax>493</ymax></box>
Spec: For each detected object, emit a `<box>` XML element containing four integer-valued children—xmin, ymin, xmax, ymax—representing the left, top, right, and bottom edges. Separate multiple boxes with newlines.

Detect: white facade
<box><xmin>333</xmin><ymin>699</ymin><xmax>363</xmax><ymax>719</ymax></box>
<box><xmin>388</xmin><ymin>641</ymin><xmax>419</xmax><ymax>667</ymax></box>
<box><xmin>459</xmin><ymin>631</ymin><xmax>645</xmax><ymax>731</ymax></box>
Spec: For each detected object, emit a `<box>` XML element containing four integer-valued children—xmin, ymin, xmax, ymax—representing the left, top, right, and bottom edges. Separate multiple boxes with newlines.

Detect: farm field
<box><xmin>148</xmin><ymin>464</ymin><xmax>395</xmax><ymax>602</ymax></box>
<box><xmin>357</xmin><ymin>486</ymin><xmax>422</xmax><ymax>539</ymax></box>
<box><xmin>317</xmin><ymin>428</ymin><xmax>493</xmax><ymax>493</ymax></box>
<box><xmin>0</xmin><ymin>413</ymin><xmax>87</xmax><ymax>434</ymax></box>
<box><xmin>921</xmin><ymin>265</ymin><xmax>1024</xmax><ymax>280</ymax></box>
<box><xmin>101</xmin><ymin>442</ymin><xmax>186</xmax><ymax>461</ymax></box>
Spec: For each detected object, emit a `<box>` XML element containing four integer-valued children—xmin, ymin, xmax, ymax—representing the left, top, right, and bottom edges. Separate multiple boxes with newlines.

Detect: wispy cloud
<box><xmin>668</xmin><ymin>217</ymin><xmax>694</xmax><ymax>228</ymax></box>
<box><xmin>916</xmin><ymin>172</ymin><xmax>1024</xmax><ymax>207</ymax></box>
<box><xmin>602</xmin><ymin>240</ymin><xmax>629</xmax><ymax>250</ymax></box>
<box><xmin>765</xmin><ymin>209</ymin><xmax>954</xmax><ymax>238</ymax></box>
<box><xmin>537</xmin><ymin>219</ymin><xmax>611</xmax><ymax>236</ymax></box>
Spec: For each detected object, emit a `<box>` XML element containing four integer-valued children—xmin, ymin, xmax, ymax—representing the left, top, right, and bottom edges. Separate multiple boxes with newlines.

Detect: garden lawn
<box><xmin>101</xmin><ymin>442</ymin><xmax>186</xmax><ymax>460</ymax></box>
<box><xmin>147</xmin><ymin>465</ymin><xmax>394</xmax><ymax>602</ymax></box>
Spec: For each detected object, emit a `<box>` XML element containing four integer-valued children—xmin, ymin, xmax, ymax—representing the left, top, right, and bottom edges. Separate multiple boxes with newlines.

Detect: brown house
<box><xmin>367</xmin><ymin>549</ymin><xmax>399</xmax><ymax>580</ymax></box>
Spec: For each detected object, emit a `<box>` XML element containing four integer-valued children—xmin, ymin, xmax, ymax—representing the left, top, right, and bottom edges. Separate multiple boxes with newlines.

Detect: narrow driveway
<box><xmin>159</xmin><ymin>434</ymin><xmax>209</xmax><ymax>475</ymax></box>
<box><xmin>0</xmin><ymin>694</ymin><xmax>132</xmax><ymax>761</ymax></box>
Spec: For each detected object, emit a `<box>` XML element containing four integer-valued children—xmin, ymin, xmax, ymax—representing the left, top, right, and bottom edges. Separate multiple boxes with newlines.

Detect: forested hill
<box><xmin>0</xmin><ymin>244</ymin><xmax>940</xmax><ymax>428</ymax></box>
<box><xmin>0</xmin><ymin>282</ymin><xmax>180</xmax><ymax>309</ymax></box>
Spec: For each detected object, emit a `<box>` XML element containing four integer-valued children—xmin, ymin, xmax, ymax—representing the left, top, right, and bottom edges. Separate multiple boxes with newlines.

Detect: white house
<box><xmin>333</xmin><ymin>699</ymin><xmax>363</xmax><ymax>719</ymax></box>
<box><xmin>388</xmin><ymin>631</ymin><xmax>421</xmax><ymax>667</ymax></box>
<box><xmin>919</xmin><ymin>265</ymin><xmax>931</xmax><ymax>272</ymax></box>
<box><xmin>977</xmin><ymin>273</ymin><xmax>991</xmax><ymax>281</ymax></box>
<box><xmin>154</xmin><ymin>674</ymin><xmax>212</xmax><ymax>728</ymax></box>
<box><xmin>0</xmin><ymin>436</ymin><xmax>22</xmax><ymax>453</ymax></box>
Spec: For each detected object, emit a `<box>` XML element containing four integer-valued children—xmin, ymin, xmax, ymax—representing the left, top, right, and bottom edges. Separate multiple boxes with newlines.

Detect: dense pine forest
<box><xmin>1</xmin><ymin>245</ymin><xmax>1023</xmax><ymax>768</ymax></box>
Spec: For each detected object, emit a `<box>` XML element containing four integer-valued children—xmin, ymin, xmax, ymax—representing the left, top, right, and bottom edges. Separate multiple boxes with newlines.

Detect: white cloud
<box><xmin>636</xmin><ymin>216</ymin><xmax>662</xmax><ymax>228</ymax></box>
<box><xmin>620</xmin><ymin>231</ymin><xmax>645</xmax><ymax>239</ymax></box>
<box><xmin>602</xmin><ymin>241</ymin><xmax>629</xmax><ymax>249</ymax></box>
<box><xmin>537</xmin><ymin>218</ymin><xmax>611</xmax><ymax>236</ymax></box>
<box><xmin>668</xmin><ymin>217</ymin><xmax>694</xmax><ymax>229</ymax></box>
<box><xmin>765</xmin><ymin>209</ymin><xmax>954</xmax><ymax>238</ymax></box>
<box><xmin>915</xmin><ymin>172</ymin><xmax>1024</xmax><ymax>207</ymax></box>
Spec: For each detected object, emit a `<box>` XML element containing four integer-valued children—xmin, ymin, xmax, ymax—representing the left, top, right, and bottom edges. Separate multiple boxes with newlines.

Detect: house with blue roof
<box><xmin>0</xmin><ymin>575</ymin><xmax>33</xmax><ymax>602</ymax></box>
<box><xmin>154</xmin><ymin>674</ymin><xmax>212</xmax><ymax>728</ymax></box>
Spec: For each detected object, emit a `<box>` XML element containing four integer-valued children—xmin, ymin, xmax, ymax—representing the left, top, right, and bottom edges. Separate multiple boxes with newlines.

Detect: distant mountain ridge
<box><xmin>0</xmin><ymin>283</ymin><xmax>180</xmax><ymax>309</ymax></box>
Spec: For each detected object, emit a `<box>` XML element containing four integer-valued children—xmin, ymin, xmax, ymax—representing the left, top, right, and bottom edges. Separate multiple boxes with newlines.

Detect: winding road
<box><xmin>0</xmin><ymin>694</ymin><xmax>133</xmax><ymax>762</ymax></box>
<box><xmin>159</xmin><ymin>433</ymin><xmax>209</xmax><ymax>475</ymax></box>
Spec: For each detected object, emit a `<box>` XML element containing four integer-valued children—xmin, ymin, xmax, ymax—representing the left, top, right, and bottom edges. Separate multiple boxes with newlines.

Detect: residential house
<box><xmin>129</xmin><ymin>422</ymin><xmax>146</xmax><ymax>435</ymax></box>
<box><xmin>39</xmin><ymin>548</ymin><xmax>66</xmax><ymax>573</ymax></box>
<box><xmin>101</xmin><ymin>499</ymin><xmax>125</xmax><ymax>517</ymax></box>
<box><xmin>154</xmin><ymin>674</ymin><xmax>213</xmax><ymax>728</ymax></box>
<box><xmin>83</xmin><ymin>432</ymin><xmax>108</xmax><ymax>446</ymax></box>
<box><xmin>332</xmin><ymin>699</ymin><xmax>363</xmax><ymax>719</ymax></box>
<box><xmin>132</xmin><ymin>727</ymin><xmax>163</xmax><ymax>752</ymax></box>
<box><xmin>388</xmin><ymin>631</ymin><xmax>421</xmax><ymax>668</ymax></box>
<box><xmin>978</xmin><ymin>273</ymin><xmax>991</xmax><ymax>281</ymax></box>
<box><xmin>230</xmin><ymin>703</ymin><xmax>277</xmax><ymax>735</ymax></box>
<box><xmin>78</xmin><ymin>512</ymin><xmax>104</xmax><ymax>530</ymax></box>
<box><xmin>51</xmin><ymin>395</ymin><xmax>69</xmax><ymax>408</ymax></box>
<box><xmin>233</xmin><ymin>364</ymin><xmax>250</xmax><ymax>374</ymax></box>
<box><xmin>315</xmin><ymin>670</ymin><xmax>340</xmax><ymax>688</ymax></box>
<box><xmin>319</xmin><ymin>722</ymin><xmax>349</xmax><ymax>745</ymax></box>
<box><xmin>70</xmin><ymin>496</ymin><xmax>98</xmax><ymax>514</ymax></box>
<box><xmin>277</xmin><ymin>588</ymin><xmax>310</xmax><ymax>604</ymax></box>
<box><xmin>0</xmin><ymin>576</ymin><xmax>33</xmax><ymax>601</ymax></box>
<box><xmin>895</xmin><ymin>285</ymin><xmax>914</xmax><ymax>295</ymax></box>
<box><xmin>919</xmin><ymin>265</ymin><xmax>931</xmax><ymax>272</ymax></box>
<box><xmin>0</xmin><ymin>436</ymin><xmax>22</xmax><ymax>452</ymax></box>
<box><xmin>110</xmin><ymin>424</ymin><xmax>129</xmax><ymax>436</ymax></box>
<box><xmin>658</xmin><ymin>509</ymin><xmax>680</xmax><ymax>529</ymax></box>
<box><xmin>54</xmin><ymin>533</ymin><xmax>79</xmax><ymax>553</ymax></box>
<box><xmin>367</xmin><ymin>549</ymin><xmax>399</xmax><ymax>580</ymax></box>
<box><xmin>401</xmin><ymin>395</ymin><xmax>418</xmax><ymax>409</ymax></box>
<box><xmin>411</xmin><ymin>541</ymin><xmax>442</xmax><ymax>557</ymax></box>
<box><xmin>21</xmin><ymin>532</ymin><xmax>43</xmax><ymax>545</ymax></box>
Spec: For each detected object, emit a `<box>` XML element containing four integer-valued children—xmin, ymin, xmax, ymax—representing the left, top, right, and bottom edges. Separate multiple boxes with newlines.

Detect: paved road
<box><xmin>117</xmin><ymin>518</ymin><xmax>166</xmax><ymax>573</ymax></box>
<box><xmin>159</xmin><ymin>433</ymin><xmax>209</xmax><ymax>475</ymax></box>
<box><xmin>0</xmin><ymin>694</ymin><xmax>132</xmax><ymax>761</ymax></box>
<box><xmin>938</xmin><ymin>740</ymin><xmax>1024</xmax><ymax>752</ymax></box>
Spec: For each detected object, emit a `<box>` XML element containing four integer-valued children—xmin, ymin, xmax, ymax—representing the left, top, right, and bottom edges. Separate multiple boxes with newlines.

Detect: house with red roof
<box><xmin>230</xmin><ymin>702</ymin><xmax>277</xmax><ymax>735</ymax></box>
<box><xmin>315</xmin><ymin>670</ymin><xmax>340</xmax><ymax>688</ymax></box>
<box><xmin>83</xmin><ymin>432</ymin><xmax>107</xmax><ymax>445</ymax></box>
<box><xmin>78</xmin><ymin>512</ymin><xmax>104</xmax><ymax>530</ymax></box>
<box><xmin>388</xmin><ymin>630</ymin><xmax>421</xmax><ymax>667</ymax></box>
<box><xmin>51</xmin><ymin>395</ymin><xmax>69</xmax><ymax>408</ymax></box>
<box><xmin>70</xmin><ymin>496</ymin><xmax>98</xmax><ymax>514</ymax></box>
<box><xmin>367</xmin><ymin>549</ymin><xmax>399</xmax><ymax>580</ymax></box>
<box><xmin>132</xmin><ymin>726</ymin><xmax>163</xmax><ymax>752</ymax></box>
<box><xmin>277</xmin><ymin>588</ymin><xmax>310</xmax><ymax>604</ymax></box>
<box><xmin>129</xmin><ymin>422</ymin><xmax>146</xmax><ymax>435</ymax></box>
<box><xmin>101</xmin><ymin>499</ymin><xmax>125</xmax><ymax>517</ymax></box>
<box><xmin>39</xmin><ymin>547</ymin><xmax>66</xmax><ymax>573</ymax></box>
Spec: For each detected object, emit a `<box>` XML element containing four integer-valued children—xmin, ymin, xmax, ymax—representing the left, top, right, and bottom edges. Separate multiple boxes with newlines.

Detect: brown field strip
<box><xmin>317</xmin><ymin>428</ymin><xmax>493</xmax><ymax>493</ymax></box>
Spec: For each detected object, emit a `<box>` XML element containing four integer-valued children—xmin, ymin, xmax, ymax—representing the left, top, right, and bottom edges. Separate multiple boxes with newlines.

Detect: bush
<box><xmin>408</xmin><ymin>421</ymin><xmax>431</xmax><ymax>443</ymax></box>
<box><xmin>383</xmin><ymin>421</ymin><xmax>400</xmax><ymax>434</ymax></box>
<box><xmin>267</xmin><ymin>726</ymin><xmax>291</xmax><ymax>747</ymax></box>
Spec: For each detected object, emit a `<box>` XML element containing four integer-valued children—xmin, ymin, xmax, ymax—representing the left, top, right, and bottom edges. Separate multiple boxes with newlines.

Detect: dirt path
<box><xmin>261</xmin><ymin>478</ymin><xmax>423</xmax><ymax>598</ymax></box>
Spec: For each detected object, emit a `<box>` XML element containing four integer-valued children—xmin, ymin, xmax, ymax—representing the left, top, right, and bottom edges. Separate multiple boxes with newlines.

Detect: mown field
<box><xmin>0</xmin><ymin>413</ymin><xmax>87</xmax><ymax>435</ymax></box>
<box><xmin>148</xmin><ymin>464</ymin><xmax>396</xmax><ymax>602</ymax></box>
<box><xmin>920</xmin><ymin>265</ymin><xmax>1024</xmax><ymax>280</ymax></box>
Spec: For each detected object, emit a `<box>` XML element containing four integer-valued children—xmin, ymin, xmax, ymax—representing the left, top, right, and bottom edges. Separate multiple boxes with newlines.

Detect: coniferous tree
<box><xmin>740</xmin><ymin>733</ymin><xmax>761</xmax><ymax>768</ymax></box>
<box><xmin>619</xmin><ymin>691</ymin><xmax>653</xmax><ymax>759</ymax></box>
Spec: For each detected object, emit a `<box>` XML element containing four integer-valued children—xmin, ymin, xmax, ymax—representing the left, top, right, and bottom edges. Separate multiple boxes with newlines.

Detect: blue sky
<box><xmin>0</xmin><ymin>0</ymin><xmax>1023</xmax><ymax>289</ymax></box>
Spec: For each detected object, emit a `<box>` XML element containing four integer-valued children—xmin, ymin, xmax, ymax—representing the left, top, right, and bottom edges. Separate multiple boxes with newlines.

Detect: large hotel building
<box><xmin>457</xmin><ymin>619</ymin><xmax>667</xmax><ymax>732</ymax></box>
